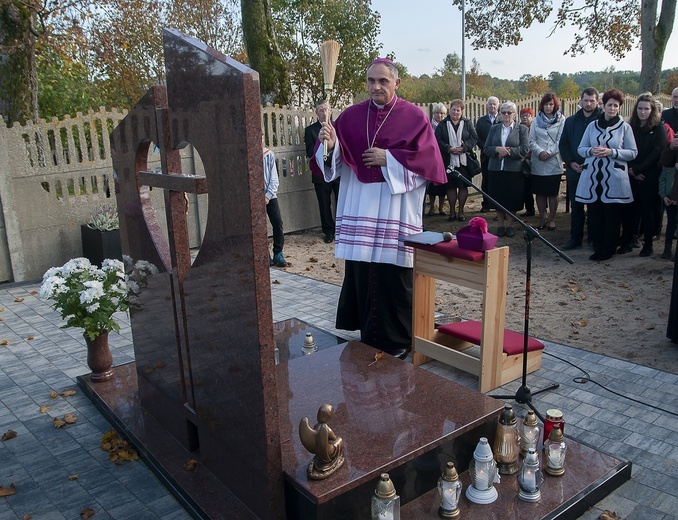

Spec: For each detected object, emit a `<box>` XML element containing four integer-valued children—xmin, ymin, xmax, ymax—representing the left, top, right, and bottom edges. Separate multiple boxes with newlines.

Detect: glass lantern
<box><xmin>544</xmin><ymin>425</ymin><xmax>567</xmax><ymax>476</ymax></box>
<box><xmin>437</xmin><ymin>461</ymin><xmax>462</xmax><ymax>518</ymax></box>
<box><xmin>465</xmin><ymin>437</ymin><xmax>500</xmax><ymax>504</ymax></box>
<box><xmin>517</xmin><ymin>448</ymin><xmax>544</xmax><ymax>502</ymax></box>
<box><xmin>493</xmin><ymin>404</ymin><xmax>521</xmax><ymax>474</ymax></box>
<box><xmin>520</xmin><ymin>410</ymin><xmax>541</xmax><ymax>456</ymax></box>
<box><xmin>301</xmin><ymin>332</ymin><xmax>318</xmax><ymax>356</ymax></box>
<box><xmin>371</xmin><ymin>473</ymin><xmax>400</xmax><ymax>520</ymax></box>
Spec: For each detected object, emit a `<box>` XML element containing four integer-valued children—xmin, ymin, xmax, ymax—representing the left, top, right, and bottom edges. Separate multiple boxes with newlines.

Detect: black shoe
<box><xmin>616</xmin><ymin>244</ymin><xmax>633</xmax><ymax>254</ymax></box>
<box><xmin>589</xmin><ymin>253</ymin><xmax>612</xmax><ymax>261</ymax></box>
<box><xmin>323</xmin><ymin>233</ymin><xmax>335</xmax><ymax>243</ymax></box>
<box><xmin>384</xmin><ymin>347</ymin><xmax>411</xmax><ymax>360</ymax></box>
<box><xmin>639</xmin><ymin>244</ymin><xmax>653</xmax><ymax>257</ymax></box>
<box><xmin>562</xmin><ymin>240</ymin><xmax>582</xmax><ymax>251</ymax></box>
<box><xmin>661</xmin><ymin>249</ymin><xmax>672</xmax><ymax>260</ymax></box>
<box><xmin>520</xmin><ymin>211</ymin><xmax>535</xmax><ymax>217</ymax></box>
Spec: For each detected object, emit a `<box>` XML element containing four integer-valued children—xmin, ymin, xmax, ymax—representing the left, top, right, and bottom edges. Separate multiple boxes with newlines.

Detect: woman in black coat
<box><xmin>619</xmin><ymin>93</ymin><xmax>667</xmax><ymax>256</ymax></box>
<box><xmin>435</xmin><ymin>99</ymin><xmax>479</xmax><ymax>222</ymax></box>
<box><xmin>483</xmin><ymin>101</ymin><xmax>529</xmax><ymax>237</ymax></box>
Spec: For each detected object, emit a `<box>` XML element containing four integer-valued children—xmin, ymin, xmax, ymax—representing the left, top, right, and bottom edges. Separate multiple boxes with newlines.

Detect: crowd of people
<box><xmin>292</xmin><ymin>64</ymin><xmax>678</xmax><ymax>354</ymax></box>
<box><xmin>429</xmin><ymin>87</ymin><xmax>678</xmax><ymax>265</ymax></box>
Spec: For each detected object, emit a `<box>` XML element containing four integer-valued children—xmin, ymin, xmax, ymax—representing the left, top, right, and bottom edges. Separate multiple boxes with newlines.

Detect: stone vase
<box><xmin>84</xmin><ymin>332</ymin><xmax>113</xmax><ymax>382</ymax></box>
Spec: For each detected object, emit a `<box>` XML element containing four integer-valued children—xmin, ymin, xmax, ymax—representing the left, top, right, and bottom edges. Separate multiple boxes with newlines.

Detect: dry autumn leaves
<box><xmin>100</xmin><ymin>429</ymin><xmax>139</xmax><ymax>464</ymax></box>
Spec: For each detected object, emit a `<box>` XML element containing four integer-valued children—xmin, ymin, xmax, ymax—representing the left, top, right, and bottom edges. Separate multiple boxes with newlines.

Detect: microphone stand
<box><xmin>448</xmin><ymin>168</ymin><xmax>574</xmax><ymax>423</ymax></box>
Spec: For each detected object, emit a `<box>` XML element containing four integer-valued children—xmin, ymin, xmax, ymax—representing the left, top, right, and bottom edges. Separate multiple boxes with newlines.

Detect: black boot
<box><xmin>639</xmin><ymin>243</ymin><xmax>653</xmax><ymax>257</ymax></box>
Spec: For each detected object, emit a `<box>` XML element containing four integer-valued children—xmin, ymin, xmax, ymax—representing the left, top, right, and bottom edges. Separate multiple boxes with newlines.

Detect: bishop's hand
<box><xmin>319</xmin><ymin>121</ymin><xmax>336</xmax><ymax>151</ymax></box>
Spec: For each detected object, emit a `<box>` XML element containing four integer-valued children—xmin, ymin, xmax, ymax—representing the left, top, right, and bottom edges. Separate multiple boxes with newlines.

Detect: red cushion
<box><xmin>437</xmin><ymin>320</ymin><xmax>544</xmax><ymax>356</ymax></box>
<box><xmin>407</xmin><ymin>240</ymin><xmax>486</xmax><ymax>262</ymax></box>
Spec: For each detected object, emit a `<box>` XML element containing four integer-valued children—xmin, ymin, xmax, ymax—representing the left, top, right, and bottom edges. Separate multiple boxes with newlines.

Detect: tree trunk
<box><xmin>240</xmin><ymin>0</ymin><xmax>291</xmax><ymax>105</ymax></box>
<box><xmin>640</xmin><ymin>0</ymin><xmax>676</xmax><ymax>94</ymax></box>
<box><xmin>0</xmin><ymin>3</ymin><xmax>38</xmax><ymax>125</ymax></box>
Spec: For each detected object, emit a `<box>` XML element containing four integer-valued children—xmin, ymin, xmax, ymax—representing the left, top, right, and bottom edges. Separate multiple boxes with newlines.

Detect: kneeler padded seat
<box><xmin>408</xmin><ymin>238</ymin><xmax>544</xmax><ymax>392</ymax></box>
<box><xmin>436</xmin><ymin>320</ymin><xmax>544</xmax><ymax>387</ymax></box>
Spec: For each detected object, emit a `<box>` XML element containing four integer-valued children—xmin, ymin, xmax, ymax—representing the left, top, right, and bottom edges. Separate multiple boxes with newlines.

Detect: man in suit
<box><xmin>475</xmin><ymin>96</ymin><xmax>500</xmax><ymax>211</ymax></box>
<box><xmin>305</xmin><ymin>99</ymin><xmax>340</xmax><ymax>243</ymax></box>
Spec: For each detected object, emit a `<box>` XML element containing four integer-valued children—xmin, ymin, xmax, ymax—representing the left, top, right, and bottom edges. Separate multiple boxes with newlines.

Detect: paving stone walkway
<box><xmin>1</xmin><ymin>270</ymin><xmax>677</xmax><ymax>519</ymax></box>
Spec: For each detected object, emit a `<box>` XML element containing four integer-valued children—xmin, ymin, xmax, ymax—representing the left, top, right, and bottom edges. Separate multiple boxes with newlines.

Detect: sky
<box><xmin>371</xmin><ymin>0</ymin><xmax>678</xmax><ymax>81</ymax></box>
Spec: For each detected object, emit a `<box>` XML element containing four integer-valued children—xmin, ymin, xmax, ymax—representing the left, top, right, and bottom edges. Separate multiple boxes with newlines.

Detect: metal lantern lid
<box><xmin>375</xmin><ymin>473</ymin><xmax>396</xmax><ymax>499</ymax></box>
<box><xmin>498</xmin><ymin>404</ymin><xmax>517</xmax><ymax>425</ymax></box>
<box><xmin>442</xmin><ymin>462</ymin><xmax>460</xmax><ymax>482</ymax></box>
<box><xmin>303</xmin><ymin>333</ymin><xmax>316</xmax><ymax>348</ymax></box>
<box><xmin>548</xmin><ymin>425</ymin><xmax>564</xmax><ymax>443</ymax></box>
<box><xmin>524</xmin><ymin>448</ymin><xmax>539</xmax><ymax>465</ymax></box>
<box><xmin>523</xmin><ymin>410</ymin><xmax>538</xmax><ymax>427</ymax></box>
<box><xmin>473</xmin><ymin>437</ymin><xmax>494</xmax><ymax>462</ymax></box>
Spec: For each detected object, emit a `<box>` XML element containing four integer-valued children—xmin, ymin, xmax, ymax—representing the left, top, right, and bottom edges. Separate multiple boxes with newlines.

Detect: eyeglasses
<box><xmin>501</xmin><ymin>111</ymin><xmax>514</xmax><ymax>115</ymax></box>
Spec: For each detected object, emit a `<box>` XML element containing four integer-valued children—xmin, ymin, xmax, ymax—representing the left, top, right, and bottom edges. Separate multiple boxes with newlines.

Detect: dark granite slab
<box><xmin>78</xmin><ymin>364</ymin><xmax>257</xmax><ymax>520</ymax></box>
<box><xmin>277</xmin><ymin>340</ymin><xmax>504</xmax><ymax>515</ymax></box>
<box><xmin>400</xmin><ymin>439</ymin><xmax>631</xmax><ymax>520</ymax></box>
<box><xmin>274</xmin><ymin>317</ymin><xmax>347</xmax><ymax>363</ymax></box>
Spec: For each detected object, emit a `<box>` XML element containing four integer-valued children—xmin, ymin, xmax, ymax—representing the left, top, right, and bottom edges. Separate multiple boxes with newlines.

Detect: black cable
<box><xmin>543</xmin><ymin>351</ymin><xmax>678</xmax><ymax>418</ymax></box>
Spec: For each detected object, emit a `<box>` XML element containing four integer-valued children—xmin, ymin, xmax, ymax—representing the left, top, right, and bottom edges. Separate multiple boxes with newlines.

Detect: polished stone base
<box><xmin>78</xmin><ymin>318</ymin><xmax>629</xmax><ymax>520</ymax></box>
<box><xmin>401</xmin><ymin>440</ymin><xmax>631</xmax><ymax>519</ymax></box>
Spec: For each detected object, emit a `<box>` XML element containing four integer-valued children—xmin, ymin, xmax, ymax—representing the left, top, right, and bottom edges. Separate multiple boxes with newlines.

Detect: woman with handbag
<box><xmin>435</xmin><ymin>99</ymin><xmax>480</xmax><ymax>222</ymax></box>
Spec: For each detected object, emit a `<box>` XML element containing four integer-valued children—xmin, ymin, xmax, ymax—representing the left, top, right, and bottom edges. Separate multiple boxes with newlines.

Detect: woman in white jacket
<box><xmin>529</xmin><ymin>92</ymin><xmax>565</xmax><ymax>230</ymax></box>
<box><xmin>576</xmin><ymin>88</ymin><xmax>638</xmax><ymax>261</ymax></box>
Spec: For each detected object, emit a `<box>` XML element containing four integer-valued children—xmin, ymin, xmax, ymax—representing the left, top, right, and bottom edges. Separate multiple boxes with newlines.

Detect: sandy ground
<box><xmin>275</xmin><ymin>190</ymin><xmax>678</xmax><ymax>375</ymax></box>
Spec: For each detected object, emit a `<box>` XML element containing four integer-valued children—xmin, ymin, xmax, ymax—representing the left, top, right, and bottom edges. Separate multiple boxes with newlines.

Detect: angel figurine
<box><xmin>299</xmin><ymin>404</ymin><xmax>345</xmax><ymax>480</ymax></box>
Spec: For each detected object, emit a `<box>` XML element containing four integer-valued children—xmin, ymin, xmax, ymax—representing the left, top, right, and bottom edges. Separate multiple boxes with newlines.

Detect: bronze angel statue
<box><xmin>299</xmin><ymin>404</ymin><xmax>345</xmax><ymax>480</ymax></box>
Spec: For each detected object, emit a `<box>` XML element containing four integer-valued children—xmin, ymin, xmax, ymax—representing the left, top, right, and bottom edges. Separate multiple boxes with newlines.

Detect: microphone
<box><xmin>446</xmin><ymin>167</ymin><xmax>462</xmax><ymax>179</ymax></box>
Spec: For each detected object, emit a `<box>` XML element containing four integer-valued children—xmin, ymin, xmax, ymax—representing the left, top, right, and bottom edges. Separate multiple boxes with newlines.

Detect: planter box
<box><xmin>81</xmin><ymin>225</ymin><xmax>122</xmax><ymax>266</ymax></box>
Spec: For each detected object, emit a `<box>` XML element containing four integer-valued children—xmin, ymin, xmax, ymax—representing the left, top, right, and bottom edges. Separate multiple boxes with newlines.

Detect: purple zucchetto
<box><xmin>370</xmin><ymin>57</ymin><xmax>395</xmax><ymax>67</ymax></box>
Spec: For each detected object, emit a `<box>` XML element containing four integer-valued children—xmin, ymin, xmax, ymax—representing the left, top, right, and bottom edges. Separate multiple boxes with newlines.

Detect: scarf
<box><xmin>535</xmin><ymin>111</ymin><xmax>561</xmax><ymax>129</ymax></box>
<box><xmin>446</xmin><ymin>119</ymin><xmax>467</xmax><ymax>169</ymax></box>
<box><xmin>598</xmin><ymin>114</ymin><xmax>621</xmax><ymax>129</ymax></box>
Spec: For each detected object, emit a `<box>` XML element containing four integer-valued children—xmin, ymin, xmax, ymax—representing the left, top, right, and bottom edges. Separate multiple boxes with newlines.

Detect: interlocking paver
<box><xmin>2</xmin><ymin>271</ymin><xmax>678</xmax><ymax>519</ymax></box>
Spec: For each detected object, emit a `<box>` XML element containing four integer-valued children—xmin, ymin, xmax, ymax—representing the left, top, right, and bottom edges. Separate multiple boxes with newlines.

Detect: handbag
<box><xmin>466</xmin><ymin>150</ymin><xmax>481</xmax><ymax>177</ymax></box>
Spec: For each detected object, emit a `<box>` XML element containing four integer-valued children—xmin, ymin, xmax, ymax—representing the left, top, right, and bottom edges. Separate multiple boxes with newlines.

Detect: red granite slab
<box><xmin>277</xmin><ymin>341</ymin><xmax>504</xmax><ymax>506</ymax></box>
<box><xmin>400</xmin><ymin>438</ymin><xmax>631</xmax><ymax>519</ymax></box>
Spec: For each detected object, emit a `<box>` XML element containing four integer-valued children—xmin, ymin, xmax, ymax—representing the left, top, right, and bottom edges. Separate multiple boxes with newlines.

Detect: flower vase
<box><xmin>84</xmin><ymin>332</ymin><xmax>113</xmax><ymax>382</ymax></box>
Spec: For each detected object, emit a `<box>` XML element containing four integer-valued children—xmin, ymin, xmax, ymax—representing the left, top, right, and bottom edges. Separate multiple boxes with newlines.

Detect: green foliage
<box><xmin>37</xmin><ymin>43</ymin><xmax>100</xmax><ymax>119</ymax></box>
<box><xmin>87</xmin><ymin>205</ymin><xmax>119</xmax><ymax>231</ymax></box>
<box><xmin>270</xmin><ymin>0</ymin><xmax>381</xmax><ymax>105</ymax></box>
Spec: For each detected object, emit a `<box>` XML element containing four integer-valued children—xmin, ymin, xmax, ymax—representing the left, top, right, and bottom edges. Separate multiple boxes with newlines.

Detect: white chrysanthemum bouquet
<box><xmin>40</xmin><ymin>258</ymin><xmax>129</xmax><ymax>340</ymax></box>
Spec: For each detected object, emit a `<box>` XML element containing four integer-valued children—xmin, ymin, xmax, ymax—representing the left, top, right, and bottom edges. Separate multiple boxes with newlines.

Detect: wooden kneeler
<box><xmin>409</xmin><ymin>240</ymin><xmax>543</xmax><ymax>393</ymax></box>
<box><xmin>436</xmin><ymin>321</ymin><xmax>544</xmax><ymax>388</ymax></box>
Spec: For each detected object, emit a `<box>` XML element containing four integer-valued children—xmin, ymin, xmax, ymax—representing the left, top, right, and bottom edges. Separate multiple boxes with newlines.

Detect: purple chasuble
<box><xmin>312</xmin><ymin>96</ymin><xmax>446</xmax><ymax>184</ymax></box>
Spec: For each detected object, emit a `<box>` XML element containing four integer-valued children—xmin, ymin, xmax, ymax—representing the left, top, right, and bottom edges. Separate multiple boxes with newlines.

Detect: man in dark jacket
<box><xmin>305</xmin><ymin>99</ymin><xmax>340</xmax><ymax>243</ymax></box>
<box><xmin>558</xmin><ymin>87</ymin><xmax>602</xmax><ymax>250</ymax></box>
<box><xmin>475</xmin><ymin>96</ymin><xmax>500</xmax><ymax>211</ymax></box>
<box><xmin>662</xmin><ymin>87</ymin><xmax>678</xmax><ymax>134</ymax></box>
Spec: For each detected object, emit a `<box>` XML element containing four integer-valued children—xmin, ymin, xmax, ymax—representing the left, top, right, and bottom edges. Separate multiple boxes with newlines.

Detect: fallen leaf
<box><xmin>23</xmin><ymin>514</ymin><xmax>32</xmax><ymax>520</ymax></box>
<box><xmin>39</xmin><ymin>405</ymin><xmax>50</xmax><ymax>413</ymax></box>
<box><xmin>309</xmin><ymin>257</ymin><xmax>318</xmax><ymax>263</ymax></box>
<box><xmin>100</xmin><ymin>429</ymin><xmax>138</xmax><ymax>465</ymax></box>
<box><xmin>646</xmin><ymin>324</ymin><xmax>656</xmax><ymax>330</ymax></box>
<box><xmin>60</xmin><ymin>389</ymin><xmax>77</xmax><ymax>397</ymax></box>
<box><xmin>599</xmin><ymin>511</ymin><xmax>621</xmax><ymax>520</ymax></box>
<box><xmin>580</xmin><ymin>295</ymin><xmax>587</xmax><ymax>300</ymax></box>
<box><xmin>625</xmin><ymin>296</ymin><xmax>633</xmax><ymax>302</ymax></box>
<box><xmin>26</xmin><ymin>336</ymin><xmax>34</xmax><ymax>341</ymax></box>
<box><xmin>30</xmin><ymin>291</ymin><xmax>38</xmax><ymax>295</ymax></box>
<box><xmin>184</xmin><ymin>459</ymin><xmax>198</xmax><ymax>471</ymax></box>
<box><xmin>49</xmin><ymin>390</ymin><xmax>58</xmax><ymax>399</ymax></box>
<box><xmin>80</xmin><ymin>507</ymin><xmax>95</xmax><ymax>519</ymax></box>
<box><xmin>305</xmin><ymin>266</ymin><xmax>314</xmax><ymax>271</ymax></box>
<box><xmin>68</xmin><ymin>474</ymin><xmax>80</xmax><ymax>481</ymax></box>
<box><xmin>0</xmin><ymin>317</ymin><xmax>3</xmax><ymax>321</ymax></box>
<box><xmin>0</xmin><ymin>340</ymin><xmax>9</xmax><ymax>346</ymax></box>
<box><xmin>0</xmin><ymin>308</ymin><xmax>4</xmax><ymax>311</ymax></box>
<box><xmin>0</xmin><ymin>483</ymin><xmax>16</xmax><ymax>497</ymax></box>
<box><xmin>14</xmin><ymin>298</ymin><xmax>24</xmax><ymax>302</ymax></box>
<box><xmin>272</xmin><ymin>280</ymin><xmax>281</xmax><ymax>284</ymax></box>
<box><xmin>63</xmin><ymin>413</ymin><xmax>78</xmax><ymax>424</ymax></box>
<box><xmin>143</xmin><ymin>366</ymin><xmax>154</xmax><ymax>374</ymax></box>
<box><xmin>1</xmin><ymin>429</ymin><xmax>17</xmax><ymax>441</ymax></box>
<box><xmin>53</xmin><ymin>417</ymin><xmax>67</xmax><ymax>429</ymax></box>
<box><xmin>569</xmin><ymin>287</ymin><xmax>581</xmax><ymax>293</ymax></box>
<box><xmin>576</xmin><ymin>320</ymin><xmax>588</xmax><ymax>327</ymax></box>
